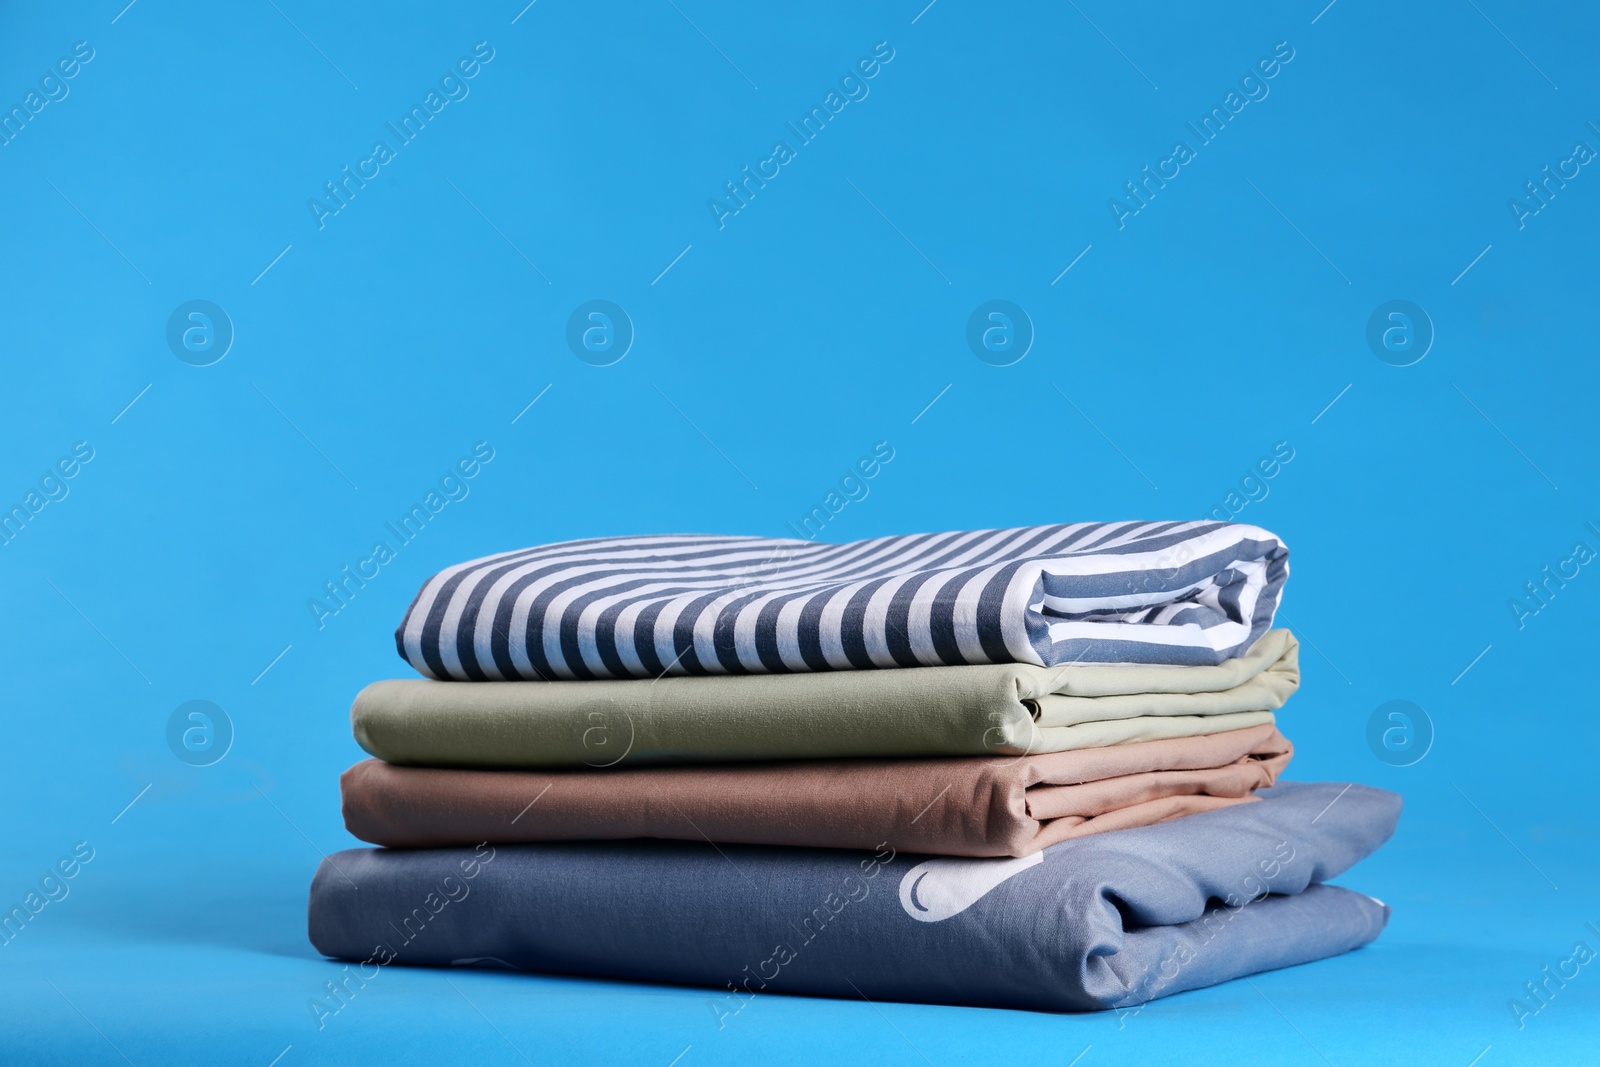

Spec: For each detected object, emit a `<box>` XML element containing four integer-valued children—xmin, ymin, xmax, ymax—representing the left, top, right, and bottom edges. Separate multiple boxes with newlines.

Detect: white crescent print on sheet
<box><xmin>898</xmin><ymin>852</ymin><xmax>1044</xmax><ymax>923</ymax></box>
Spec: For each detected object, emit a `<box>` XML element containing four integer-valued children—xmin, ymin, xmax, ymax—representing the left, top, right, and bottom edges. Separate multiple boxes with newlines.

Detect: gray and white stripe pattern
<box><xmin>395</xmin><ymin>521</ymin><xmax>1289</xmax><ymax>681</ymax></box>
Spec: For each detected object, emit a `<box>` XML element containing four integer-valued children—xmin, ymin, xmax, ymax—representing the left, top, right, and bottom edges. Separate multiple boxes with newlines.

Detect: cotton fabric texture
<box><xmin>396</xmin><ymin>521</ymin><xmax>1290</xmax><ymax>681</ymax></box>
<box><xmin>355</xmin><ymin>629</ymin><xmax>1298</xmax><ymax>768</ymax></box>
<box><xmin>307</xmin><ymin>781</ymin><xmax>1397</xmax><ymax>1013</ymax></box>
<box><xmin>341</xmin><ymin>725</ymin><xmax>1291</xmax><ymax>856</ymax></box>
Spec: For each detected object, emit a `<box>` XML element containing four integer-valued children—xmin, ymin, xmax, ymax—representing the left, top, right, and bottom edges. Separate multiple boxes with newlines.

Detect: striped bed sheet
<box><xmin>396</xmin><ymin>520</ymin><xmax>1289</xmax><ymax>681</ymax></box>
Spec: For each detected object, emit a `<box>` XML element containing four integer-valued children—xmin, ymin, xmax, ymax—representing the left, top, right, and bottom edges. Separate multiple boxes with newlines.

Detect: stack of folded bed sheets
<box><xmin>308</xmin><ymin>521</ymin><xmax>1399</xmax><ymax>1012</ymax></box>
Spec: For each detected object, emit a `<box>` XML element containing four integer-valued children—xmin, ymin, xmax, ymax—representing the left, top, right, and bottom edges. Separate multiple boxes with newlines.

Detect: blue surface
<box><xmin>1</xmin><ymin>1</ymin><xmax>1596</xmax><ymax>1063</ymax></box>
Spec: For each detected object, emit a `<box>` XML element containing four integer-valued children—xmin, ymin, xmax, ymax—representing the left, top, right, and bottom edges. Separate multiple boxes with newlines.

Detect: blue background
<box><xmin>2</xmin><ymin>1</ymin><xmax>1597</xmax><ymax>1063</ymax></box>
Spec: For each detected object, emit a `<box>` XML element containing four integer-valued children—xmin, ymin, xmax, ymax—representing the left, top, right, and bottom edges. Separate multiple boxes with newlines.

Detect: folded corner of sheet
<box><xmin>1269</xmin><ymin>629</ymin><xmax>1301</xmax><ymax>688</ymax></box>
<box><xmin>349</xmin><ymin>686</ymin><xmax>395</xmax><ymax>761</ymax></box>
